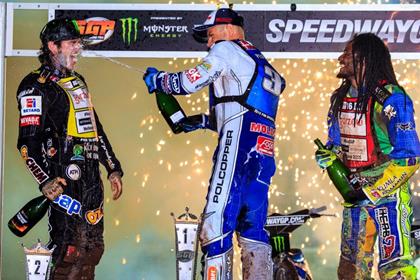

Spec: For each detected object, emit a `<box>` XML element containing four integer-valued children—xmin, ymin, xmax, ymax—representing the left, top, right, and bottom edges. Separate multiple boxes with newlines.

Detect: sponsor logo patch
<box><xmin>26</xmin><ymin>157</ymin><xmax>48</xmax><ymax>184</ymax></box>
<box><xmin>396</xmin><ymin>122</ymin><xmax>414</xmax><ymax>131</ymax></box>
<box><xmin>21</xmin><ymin>96</ymin><xmax>42</xmax><ymax>116</ymax></box>
<box><xmin>256</xmin><ymin>136</ymin><xmax>274</xmax><ymax>157</ymax></box>
<box><xmin>185</xmin><ymin>67</ymin><xmax>201</xmax><ymax>83</ymax></box>
<box><xmin>85</xmin><ymin>206</ymin><xmax>104</xmax><ymax>225</ymax></box>
<box><xmin>20</xmin><ymin>145</ymin><xmax>28</xmax><ymax>160</ymax></box>
<box><xmin>384</xmin><ymin>104</ymin><xmax>397</xmax><ymax>120</ymax></box>
<box><xmin>170</xmin><ymin>74</ymin><xmax>181</xmax><ymax>93</ymax></box>
<box><xmin>53</xmin><ymin>194</ymin><xmax>82</xmax><ymax>216</ymax></box>
<box><xmin>20</xmin><ymin>116</ymin><xmax>40</xmax><ymax>126</ymax></box>
<box><xmin>66</xmin><ymin>164</ymin><xmax>81</xmax><ymax>181</ymax></box>
<box><xmin>250</xmin><ymin>122</ymin><xmax>275</xmax><ymax>136</ymax></box>
<box><xmin>207</xmin><ymin>266</ymin><xmax>217</xmax><ymax>280</ymax></box>
<box><xmin>375</xmin><ymin>207</ymin><xmax>396</xmax><ymax>260</ymax></box>
<box><xmin>17</xmin><ymin>88</ymin><xmax>35</xmax><ymax>99</ymax></box>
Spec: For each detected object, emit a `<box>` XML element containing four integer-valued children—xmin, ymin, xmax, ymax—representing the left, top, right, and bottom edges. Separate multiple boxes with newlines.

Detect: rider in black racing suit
<box><xmin>16</xmin><ymin>19</ymin><xmax>123</xmax><ymax>279</ymax></box>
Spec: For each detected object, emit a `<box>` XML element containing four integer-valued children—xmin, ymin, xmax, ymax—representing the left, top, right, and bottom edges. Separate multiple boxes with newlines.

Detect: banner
<box><xmin>54</xmin><ymin>6</ymin><xmax>420</xmax><ymax>56</ymax></box>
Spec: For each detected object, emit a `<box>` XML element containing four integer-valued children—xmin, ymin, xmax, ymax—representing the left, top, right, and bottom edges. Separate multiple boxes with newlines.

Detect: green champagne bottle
<box><xmin>314</xmin><ymin>139</ymin><xmax>353</xmax><ymax>202</ymax></box>
<box><xmin>155</xmin><ymin>91</ymin><xmax>186</xmax><ymax>134</ymax></box>
<box><xmin>8</xmin><ymin>195</ymin><xmax>50</xmax><ymax>237</ymax></box>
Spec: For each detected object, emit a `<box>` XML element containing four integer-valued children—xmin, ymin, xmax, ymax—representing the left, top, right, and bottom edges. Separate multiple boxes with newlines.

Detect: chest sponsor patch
<box><xmin>20</xmin><ymin>116</ymin><xmax>40</xmax><ymax>126</ymax></box>
<box><xmin>20</xmin><ymin>96</ymin><xmax>42</xmax><ymax>116</ymax></box>
<box><xmin>66</xmin><ymin>164</ymin><xmax>81</xmax><ymax>181</ymax></box>
<box><xmin>256</xmin><ymin>135</ymin><xmax>274</xmax><ymax>157</ymax></box>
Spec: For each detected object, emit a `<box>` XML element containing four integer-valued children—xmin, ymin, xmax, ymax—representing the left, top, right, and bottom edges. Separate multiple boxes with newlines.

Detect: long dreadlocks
<box><xmin>330</xmin><ymin>33</ymin><xmax>404</xmax><ymax>120</ymax></box>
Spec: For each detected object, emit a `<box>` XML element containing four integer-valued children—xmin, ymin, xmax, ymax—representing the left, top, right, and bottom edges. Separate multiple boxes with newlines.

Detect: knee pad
<box><xmin>239</xmin><ymin>237</ymin><xmax>272</xmax><ymax>280</ymax></box>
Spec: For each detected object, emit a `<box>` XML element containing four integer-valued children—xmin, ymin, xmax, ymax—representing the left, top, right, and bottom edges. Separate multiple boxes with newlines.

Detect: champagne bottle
<box><xmin>8</xmin><ymin>195</ymin><xmax>50</xmax><ymax>237</ymax></box>
<box><xmin>314</xmin><ymin>139</ymin><xmax>353</xmax><ymax>202</ymax></box>
<box><xmin>155</xmin><ymin>91</ymin><xmax>186</xmax><ymax>134</ymax></box>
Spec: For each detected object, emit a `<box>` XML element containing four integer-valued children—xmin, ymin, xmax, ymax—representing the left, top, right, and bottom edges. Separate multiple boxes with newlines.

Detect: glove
<box><xmin>178</xmin><ymin>114</ymin><xmax>207</xmax><ymax>132</ymax></box>
<box><xmin>143</xmin><ymin>67</ymin><xmax>159</xmax><ymax>93</ymax></box>
<box><xmin>315</xmin><ymin>149</ymin><xmax>337</xmax><ymax>169</ymax></box>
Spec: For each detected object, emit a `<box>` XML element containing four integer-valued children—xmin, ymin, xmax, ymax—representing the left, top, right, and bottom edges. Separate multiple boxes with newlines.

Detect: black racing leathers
<box><xmin>16</xmin><ymin>64</ymin><xmax>123</xmax><ymax>279</ymax></box>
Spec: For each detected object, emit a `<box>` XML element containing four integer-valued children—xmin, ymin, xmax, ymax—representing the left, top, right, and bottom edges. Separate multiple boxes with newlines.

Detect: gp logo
<box><xmin>53</xmin><ymin>195</ymin><xmax>82</xmax><ymax>216</ymax></box>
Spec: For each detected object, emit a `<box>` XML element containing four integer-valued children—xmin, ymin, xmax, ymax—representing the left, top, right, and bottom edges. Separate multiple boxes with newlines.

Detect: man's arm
<box><xmin>143</xmin><ymin>42</ymin><xmax>228</xmax><ymax>95</ymax></box>
<box><xmin>17</xmin><ymin>84</ymin><xmax>67</xmax><ymax>199</ymax></box>
<box><xmin>362</xmin><ymin>91</ymin><xmax>420</xmax><ymax>203</ymax></box>
<box><xmin>94</xmin><ymin>110</ymin><xmax>123</xmax><ymax>200</ymax></box>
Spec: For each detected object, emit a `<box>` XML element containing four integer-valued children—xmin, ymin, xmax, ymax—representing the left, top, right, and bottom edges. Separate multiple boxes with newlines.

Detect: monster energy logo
<box><xmin>272</xmin><ymin>235</ymin><xmax>286</xmax><ymax>253</ymax></box>
<box><xmin>120</xmin><ymin>17</ymin><xmax>138</xmax><ymax>45</ymax></box>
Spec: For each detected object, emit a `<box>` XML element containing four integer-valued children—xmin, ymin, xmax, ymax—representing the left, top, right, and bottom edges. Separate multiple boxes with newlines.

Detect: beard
<box><xmin>336</xmin><ymin>67</ymin><xmax>354</xmax><ymax>79</ymax></box>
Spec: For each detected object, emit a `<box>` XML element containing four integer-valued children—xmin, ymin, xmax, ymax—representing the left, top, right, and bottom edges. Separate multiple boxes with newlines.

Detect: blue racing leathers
<box><xmin>326</xmin><ymin>85</ymin><xmax>420</xmax><ymax>280</ymax></box>
<box><xmin>152</xmin><ymin>39</ymin><xmax>285</xmax><ymax>280</ymax></box>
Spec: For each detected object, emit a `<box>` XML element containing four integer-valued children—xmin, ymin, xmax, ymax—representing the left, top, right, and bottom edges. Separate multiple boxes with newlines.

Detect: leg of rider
<box><xmin>338</xmin><ymin>206</ymin><xmax>376</xmax><ymax>280</ymax></box>
<box><xmin>237</xmin><ymin>156</ymin><xmax>272</xmax><ymax>280</ymax></box>
<box><xmin>368</xmin><ymin>194</ymin><xmax>418</xmax><ymax>280</ymax></box>
<box><xmin>200</xmin><ymin>123</ymin><xmax>243</xmax><ymax>280</ymax></box>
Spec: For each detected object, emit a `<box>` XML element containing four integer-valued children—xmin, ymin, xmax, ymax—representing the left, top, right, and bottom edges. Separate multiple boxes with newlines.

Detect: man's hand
<box><xmin>109</xmin><ymin>171</ymin><xmax>123</xmax><ymax>200</ymax></box>
<box><xmin>178</xmin><ymin>114</ymin><xmax>206</xmax><ymax>133</ymax></box>
<box><xmin>143</xmin><ymin>67</ymin><xmax>159</xmax><ymax>93</ymax></box>
<box><xmin>42</xmin><ymin>177</ymin><xmax>67</xmax><ymax>201</ymax></box>
<box><xmin>347</xmin><ymin>188</ymin><xmax>368</xmax><ymax>203</ymax></box>
<box><xmin>315</xmin><ymin>149</ymin><xmax>337</xmax><ymax>169</ymax></box>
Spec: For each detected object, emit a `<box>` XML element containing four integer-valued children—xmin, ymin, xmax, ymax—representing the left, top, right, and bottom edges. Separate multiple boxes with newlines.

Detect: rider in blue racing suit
<box><xmin>143</xmin><ymin>8</ymin><xmax>285</xmax><ymax>280</ymax></box>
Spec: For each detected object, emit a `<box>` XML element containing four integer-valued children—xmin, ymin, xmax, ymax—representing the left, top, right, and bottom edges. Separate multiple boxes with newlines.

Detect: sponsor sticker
<box><xmin>185</xmin><ymin>67</ymin><xmax>201</xmax><ymax>83</ymax></box>
<box><xmin>384</xmin><ymin>105</ymin><xmax>397</xmax><ymax>120</ymax></box>
<box><xmin>207</xmin><ymin>266</ymin><xmax>217</xmax><ymax>280</ymax></box>
<box><xmin>375</xmin><ymin>207</ymin><xmax>396</xmax><ymax>260</ymax></box>
<box><xmin>238</xmin><ymin>40</ymin><xmax>255</xmax><ymax>50</ymax></box>
<box><xmin>85</xmin><ymin>206</ymin><xmax>103</xmax><ymax>225</ymax></box>
<box><xmin>21</xmin><ymin>96</ymin><xmax>42</xmax><ymax>116</ymax></box>
<box><xmin>26</xmin><ymin>157</ymin><xmax>49</xmax><ymax>184</ymax></box>
<box><xmin>53</xmin><ymin>195</ymin><xmax>82</xmax><ymax>216</ymax></box>
<box><xmin>71</xmin><ymin>144</ymin><xmax>85</xmax><ymax>161</ymax></box>
<box><xmin>66</xmin><ymin>164</ymin><xmax>81</xmax><ymax>181</ymax></box>
<box><xmin>20</xmin><ymin>116</ymin><xmax>40</xmax><ymax>126</ymax></box>
<box><xmin>17</xmin><ymin>88</ymin><xmax>35</xmax><ymax>99</ymax></box>
<box><xmin>256</xmin><ymin>135</ymin><xmax>274</xmax><ymax>157</ymax></box>
<box><xmin>170</xmin><ymin>74</ymin><xmax>181</xmax><ymax>93</ymax></box>
<box><xmin>20</xmin><ymin>145</ymin><xmax>28</xmax><ymax>160</ymax></box>
<box><xmin>250</xmin><ymin>122</ymin><xmax>275</xmax><ymax>136</ymax></box>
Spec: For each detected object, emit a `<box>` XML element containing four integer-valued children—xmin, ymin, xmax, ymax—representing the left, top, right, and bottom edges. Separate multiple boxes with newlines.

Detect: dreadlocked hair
<box><xmin>330</xmin><ymin>33</ymin><xmax>405</xmax><ymax>120</ymax></box>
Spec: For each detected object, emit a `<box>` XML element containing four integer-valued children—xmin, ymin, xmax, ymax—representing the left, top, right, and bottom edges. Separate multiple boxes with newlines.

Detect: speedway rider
<box><xmin>315</xmin><ymin>33</ymin><xmax>419</xmax><ymax>280</ymax></box>
<box><xmin>143</xmin><ymin>7</ymin><xmax>285</xmax><ymax>280</ymax></box>
<box><xmin>16</xmin><ymin>18</ymin><xmax>123</xmax><ymax>279</ymax></box>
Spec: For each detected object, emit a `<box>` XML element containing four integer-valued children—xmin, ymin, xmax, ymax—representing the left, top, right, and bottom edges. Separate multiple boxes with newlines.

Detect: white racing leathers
<box><xmin>155</xmin><ymin>39</ymin><xmax>285</xmax><ymax>279</ymax></box>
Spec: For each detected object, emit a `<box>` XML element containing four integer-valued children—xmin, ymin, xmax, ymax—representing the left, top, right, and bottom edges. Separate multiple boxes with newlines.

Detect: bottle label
<box><xmin>17</xmin><ymin>211</ymin><xmax>29</xmax><ymax>224</ymax></box>
<box><xmin>11</xmin><ymin>219</ymin><xmax>28</xmax><ymax>232</ymax></box>
<box><xmin>169</xmin><ymin>111</ymin><xmax>185</xmax><ymax>124</ymax></box>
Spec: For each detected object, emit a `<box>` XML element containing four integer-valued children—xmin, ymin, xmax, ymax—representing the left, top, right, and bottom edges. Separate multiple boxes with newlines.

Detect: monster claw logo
<box><xmin>272</xmin><ymin>235</ymin><xmax>286</xmax><ymax>253</ymax></box>
<box><xmin>120</xmin><ymin>17</ymin><xmax>139</xmax><ymax>45</ymax></box>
